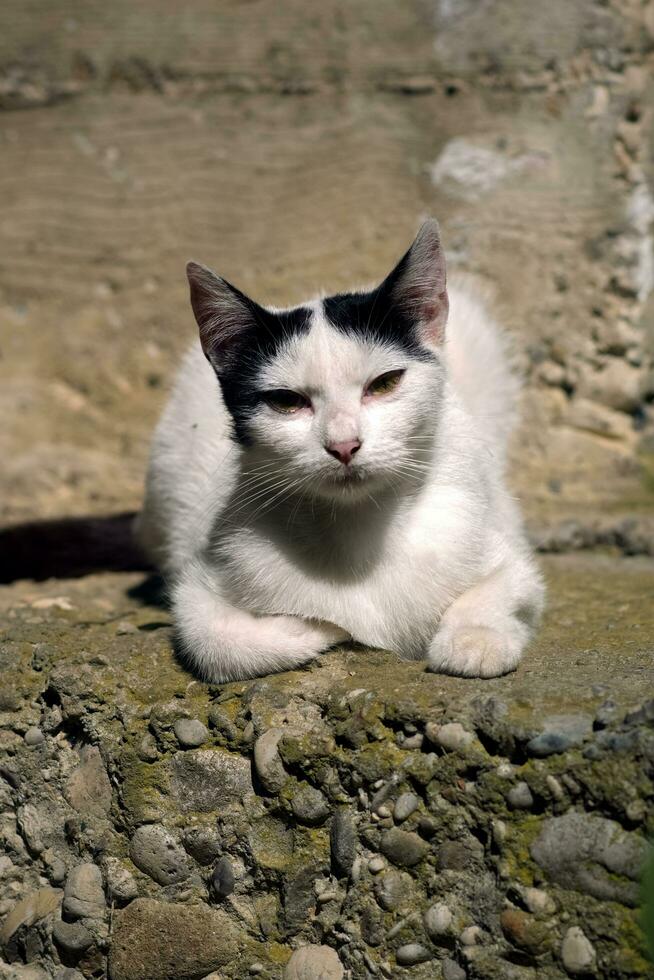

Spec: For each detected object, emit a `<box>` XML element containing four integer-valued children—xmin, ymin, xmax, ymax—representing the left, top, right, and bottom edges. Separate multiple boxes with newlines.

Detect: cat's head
<box><xmin>187</xmin><ymin>220</ymin><xmax>448</xmax><ymax>503</ymax></box>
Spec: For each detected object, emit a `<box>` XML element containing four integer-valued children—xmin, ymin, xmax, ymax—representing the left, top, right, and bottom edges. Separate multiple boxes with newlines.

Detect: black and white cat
<box><xmin>138</xmin><ymin>220</ymin><xmax>544</xmax><ymax>682</ymax></box>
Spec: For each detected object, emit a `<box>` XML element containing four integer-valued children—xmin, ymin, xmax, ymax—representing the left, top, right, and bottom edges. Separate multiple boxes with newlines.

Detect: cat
<box><xmin>137</xmin><ymin>219</ymin><xmax>544</xmax><ymax>684</ymax></box>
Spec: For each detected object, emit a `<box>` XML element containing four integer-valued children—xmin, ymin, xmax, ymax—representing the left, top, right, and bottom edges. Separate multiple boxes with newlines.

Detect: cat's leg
<box><xmin>172</xmin><ymin>561</ymin><xmax>349</xmax><ymax>683</ymax></box>
<box><xmin>427</xmin><ymin>552</ymin><xmax>544</xmax><ymax>678</ymax></box>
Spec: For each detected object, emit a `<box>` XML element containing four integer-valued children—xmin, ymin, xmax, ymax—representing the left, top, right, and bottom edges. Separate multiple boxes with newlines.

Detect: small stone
<box><xmin>284</xmin><ymin>944</ymin><xmax>344</xmax><ymax>979</ymax></box>
<box><xmin>434</xmin><ymin>722</ymin><xmax>474</xmax><ymax>752</ymax></box>
<box><xmin>129</xmin><ymin>824</ymin><xmax>190</xmax><ymax>886</ymax></box>
<box><xmin>374</xmin><ymin>870</ymin><xmax>413</xmax><ymax>911</ymax></box>
<box><xmin>521</xmin><ymin>887</ymin><xmax>554</xmax><ymax>915</ymax></box>
<box><xmin>65</xmin><ymin>745</ymin><xmax>112</xmax><ymax>819</ymax></box>
<box><xmin>368</xmin><ymin>857</ymin><xmax>385</xmax><ymax>874</ymax></box>
<box><xmin>291</xmin><ymin>784</ymin><xmax>330</xmax><ymax>825</ymax></box>
<box><xmin>437</xmin><ymin>840</ymin><xmax>473</xmax><ymax>871</ymax></box>
<box><xmin>182</xmin><ymin>827</ymin><xmax>224</xmax><ymax>866</ymax></box>
<box><xmin>47</xmin><ymin>857</ymin><xmax>67</xmax><ymax>885</ymax></box>
<box><xmin>507</xmin><ymin>782</ymin><xmax>534</xmax><ymax>810</ymax></box>
<box><xmin>170</xmin><ymin>749</ymin><xmax>253</xmax><ymax>812</ymax></box>
<box><xmin>55</xmin><ymin>971</ymin><xmax>86</xmax><ymax>980</ymax></box>
<box><xmin>492</xmin><ymin>819</ymin><xmax>507</xmax><ymax>845</ymax></box>
<box><xmin>249</xmin><ymin>964</ymin><xmax>265</xmax><ymax>975</ymax></box>
<box><xmin>393</xmin><ymin>792</ymin><xmax>419</xmax><ymax>823</ymax></box>
<box><xmin>500</xmin><ymin>908</ymin><xmax>550</xmax><ymax>953</ymax></box>
<box><xmin>442</xmin><ymin>959</ymin><xmax>466</xmax><ymax>980</ymax></box>
<box><xmin>115</xmin><ymin>620</ymin><xmax>138</xmax><ymax>635</ymax></box>
<box><xmin>424</xmin><ymin>902</ymin><xmax>452</xmax><ymax>939</ymax></box>
<box><xmin>531</xmin><ymin>811</ymin><xmax>645</xmax><ymax>906</ymax></box>
<box><xmin>210</xmin><ymin>856</ymin><xmax>235</xmax><ymax>899</ymax></box>
<box><xmin>396</xmin><ymin>943</ymin><xmax>431</xmax><ymax>966</ymax></box>
<box><xmin>137</xmin><ymin>734</ymin><xmax>158</xmax><ymax>762</ymax></box>
<box><xmin>24</xmin><ymin>727</ymin><xmax>45</xmax><ymax>746</ymax></box>
<box><xmin>399</xmin><ymin>733</ymin><xmax>424</xmax><ymax>750</ymax></box>
<box><xmin>380</xmin><ymin>828</ymin><xmax>428</xmax><ymax>867</ymax></box>
<box><xmin>526</xmin><ymin>732</ymin><xmax>575</xmax><ymax>757</ymax></box>
<box><xmin>52</xmin><ymin>918</ymin><xmax>94</xmax><ymax>954</ymax></box>
<box><xmin>62</xmin><ymin>864</ymin><xmax>105</xmax><ymax>920</ymax></box>
<box><xmin>0</xmin><ymin>887</ymin><xmax>63</xmax><ymax>944</ymax></box>
<box><xmin>173</xmin><ymin>718</ymin><xmax>208</xmax><ymax>749</ymax></box>
<box><xmin>109</xmin><ymin>898</ymin><xmax>238</xmax><ymax>980</ymax></box>
<box><xmin>253</xmin><ymin>729</ymin><xmax>287</xmax><ymax>793</ymax></box>
<box><xmin>331</xmin><ymin>809</ymin><xmax>357</xmax><ymax>877</ymax></box>
<box><xmin>103</xmin><ymin>857</ymin><xmax>138</xmax><ymax>905</ymax></box>
<box><xmin>561</xmin><ymin>926</ymin><xmax>596</xmax><ymax>974</ymax></box>
<box><xmin>546</xmin><ymin>775</ymin><xmax>564</xmax><ymax>800</ymax></box>
<box><xmin>460</xmin><ymin>925</ymin><xmax>482</xmax><ymax>946</ymax></box>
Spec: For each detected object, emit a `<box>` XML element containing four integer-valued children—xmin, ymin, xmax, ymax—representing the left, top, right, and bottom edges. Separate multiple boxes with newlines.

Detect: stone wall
<box><xmin>0</xmin><ymin>0</ymin><xmax>653</xmax><ymax>533</ymax></box>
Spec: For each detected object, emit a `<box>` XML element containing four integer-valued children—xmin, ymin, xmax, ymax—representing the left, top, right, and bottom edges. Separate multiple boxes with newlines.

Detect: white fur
<box><xmin>138</xmin><ymin>284</ymin><xmax>544</xmax><ymax>682</ymax></box>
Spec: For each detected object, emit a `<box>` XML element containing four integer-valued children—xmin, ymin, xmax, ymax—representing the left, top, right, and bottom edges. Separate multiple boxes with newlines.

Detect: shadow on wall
<box><xmin>0</xmin><ymin>512</ymin><xmax>152</xmax><ymax>583</ymax></box>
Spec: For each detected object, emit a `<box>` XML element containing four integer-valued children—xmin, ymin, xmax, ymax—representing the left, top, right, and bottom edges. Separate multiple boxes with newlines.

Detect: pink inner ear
<box><xmin>420</xmin><ymin>290</ymin><xmax>449</xmax><ymax>346</ymax></box>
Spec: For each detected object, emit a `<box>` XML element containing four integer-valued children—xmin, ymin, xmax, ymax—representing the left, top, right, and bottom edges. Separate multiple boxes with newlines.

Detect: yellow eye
<box><xmin>365</xmin><ymin>370</ymin><xmax>405</xmax><ymax>397</ymax></box>
<box><xmin>261</xmin><ymin>389</ymin><xmax>311</xmax><ymax>414</ymax></box>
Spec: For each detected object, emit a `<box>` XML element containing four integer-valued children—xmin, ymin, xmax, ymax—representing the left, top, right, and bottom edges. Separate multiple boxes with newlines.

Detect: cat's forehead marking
<box><xmin>258</xmin><ymin>304</ymin><xmax>405</xmax><ymax>392</ymax></box>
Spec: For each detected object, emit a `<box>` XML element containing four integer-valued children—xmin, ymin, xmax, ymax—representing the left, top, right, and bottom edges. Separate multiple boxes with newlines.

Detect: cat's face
<box><xmin>187</xmin><ymin>220</ymin><xmax>449</xmax><ymax>503</ymax></box>
<box><xmin>243</xmin><ymin>307</ymin><xmax>445</xmax><ymax>500</ymax></box>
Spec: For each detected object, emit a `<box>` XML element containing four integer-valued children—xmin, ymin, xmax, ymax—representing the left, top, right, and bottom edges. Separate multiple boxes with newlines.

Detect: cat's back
<box><xmin>444</xmin><ymin>280</ymin><xmax>520</xmax><ymax>461</ymax></box>
<box><xmin>137</xmin><ymin>341</ymin><xmax>237</xmax><ymax>571</ymax></box>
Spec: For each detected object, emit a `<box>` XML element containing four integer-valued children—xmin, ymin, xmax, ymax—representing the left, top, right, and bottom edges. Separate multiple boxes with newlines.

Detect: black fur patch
<box><xmin>217</xmin><ymin>304</ymin><xmax>312</xmax><ymax>444</ymax></box>
<box><xmin>323</xmin><ymin>282</ymin><xmax>434</xmax><ymax>361</ymax></box>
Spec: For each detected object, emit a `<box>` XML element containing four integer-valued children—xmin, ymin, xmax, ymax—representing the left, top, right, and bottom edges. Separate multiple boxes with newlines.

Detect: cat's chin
<box><xmin>312</xmin><ymin>469</ymin><xmax>385</xmax><ymax>504</ymax></box>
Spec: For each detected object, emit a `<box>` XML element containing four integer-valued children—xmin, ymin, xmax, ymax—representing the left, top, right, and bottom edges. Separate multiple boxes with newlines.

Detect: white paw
<box><xmin>427</xmin><ymin>625</ymin><xmax>523</xmax><ymax>678</ymax></box>
<box><xmin>281</xmin><ymin>617</ymin><xmax>350</xmax><ymax>651</ymax></box>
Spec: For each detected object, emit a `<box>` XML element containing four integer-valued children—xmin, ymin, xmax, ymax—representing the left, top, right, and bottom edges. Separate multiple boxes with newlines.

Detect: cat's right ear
<box><xmin>186</xmin><ymin>261</ymin><xmax>257</xmax><ymax>370</ymax></box>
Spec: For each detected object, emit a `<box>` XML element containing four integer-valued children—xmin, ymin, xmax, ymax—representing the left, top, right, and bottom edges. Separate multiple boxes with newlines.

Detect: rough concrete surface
<box><xmin>1</xmin><ymin>1</ymin><xmax>654</xmax><ymax>978</ymax></box>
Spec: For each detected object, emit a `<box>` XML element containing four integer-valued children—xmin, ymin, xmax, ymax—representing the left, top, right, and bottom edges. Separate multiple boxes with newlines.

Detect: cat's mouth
<box><xmin>320</xmin><ymin>465</ymin><xmax>372</xmax><ymax>496</ymax></box>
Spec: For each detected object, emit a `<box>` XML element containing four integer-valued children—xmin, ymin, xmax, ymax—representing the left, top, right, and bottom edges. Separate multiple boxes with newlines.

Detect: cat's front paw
<box><xmin>427</xmin><ymin>624</ymin><xmax>523</xmax><ymax>678</ymax></box>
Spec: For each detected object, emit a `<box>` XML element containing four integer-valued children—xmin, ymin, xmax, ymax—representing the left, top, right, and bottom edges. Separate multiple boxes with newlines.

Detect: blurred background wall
<box><xmin>1</xmin><ymin>0</ymin><xmax>653</xmax><ymax>537</ymax></box>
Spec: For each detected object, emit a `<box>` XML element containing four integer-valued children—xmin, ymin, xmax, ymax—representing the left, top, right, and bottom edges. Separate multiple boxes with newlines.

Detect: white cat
<box><xmin>137</xmin><ymin>220</ymin><xmax>544</xmax><ymax>683</ymax></box>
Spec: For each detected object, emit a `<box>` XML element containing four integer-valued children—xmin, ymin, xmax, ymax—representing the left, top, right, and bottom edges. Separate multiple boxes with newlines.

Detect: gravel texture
<box><xmin>0</xmin><ymin>558</ymin><xmax>652</xmax><ymax>979</ymax></box>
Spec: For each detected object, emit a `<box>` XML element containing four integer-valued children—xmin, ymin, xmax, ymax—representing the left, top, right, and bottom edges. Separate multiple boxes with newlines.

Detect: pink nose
<box><xmin>325</xmin><ymin>439</ymin><xmax>362</xmax><ymax>466</ymax></box>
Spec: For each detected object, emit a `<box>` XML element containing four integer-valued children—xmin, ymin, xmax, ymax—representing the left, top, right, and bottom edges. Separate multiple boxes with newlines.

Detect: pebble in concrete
<box><xmin>442</xmin><ymin>959</ymin><xmax>466</xmax><ymax>980</ymax></box>
<box><xmin>291</xmin><ymin>784</ymin><xmax>330</xmax><ymax>825</ymax></box>
<box><xmin>331</xmin><ymin>810</ymin><xmax>357</xmax><ymax>877</ymax></box>
<box><xmin>62</xmin><ymin>864</ymin><xmax>105</xmax><ymax>921</ymax></box>
<box><xmin>380</xmin><ymin>828</ymin><xmax>428</xmax><ymax>867</ymax></box>
<box><xmin>173</xmin><ymin>718</ymin><xmax>208</xmax><ymax>749</ymax></box>
<box><xmin>507</xmin><ymin>782</ymin><xmax>534</xmax><ymax>810</ymax></box>
<box><xmin>253</xmin><ymin>729</ymin><xmax>287</xmax><ymax>793</ymax></box>
<box><xmin>129</xmin><ymin>824</ymin><xmax>190</xmax><ymax>886</ymax></box>
<box><xmin>52</xmin><ymin>919</ymin><xmax>94</xmax><ymax>955</ymax></box>
<box><xmin>433</xmin><ymin>722</ymin><xmax>474</xmax><ymax>752</ymax></box>
<box><xmin>396</xmin><ymin>943</ymin><xmax>431</xmax><ymax>966</ymax></box>
<box><xmin>460</xmin><ymin>925</ymin><xmax>482</xmax><ymax>946</ymax></box>
<box><xmin>24</xmin><ymin>727</ymin><xmax>45</xmax><ymax>746</ymax></box>
<box><xmin>561</xmin><ymin>926</ymin><xmax>596</xmax><ymax>975</ymax></box>
<box><xmin>283</xmin><ymin>944</ymin><xmax>344</xmax><ymax>979</ymax></box>
<box><xmin>210</xmin><ymin>856</ymin><xmax>235</xmax><ymax>899</ymax></box>
<box><xmin>424</xmin><ymin>902</ymin><xmax>452</xmax><ymax>939</ymax></box>
<box><xmin>393</xmin><ymin>792</ymin><xmax>419</xmax><ymax>823</ymax></box>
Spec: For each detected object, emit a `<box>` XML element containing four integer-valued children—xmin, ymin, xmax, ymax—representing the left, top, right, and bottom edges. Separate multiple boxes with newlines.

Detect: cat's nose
<box><xmin>325</xmin><ymin>439</ymin><xmax>362</xmax><ymax>466</ymax></box>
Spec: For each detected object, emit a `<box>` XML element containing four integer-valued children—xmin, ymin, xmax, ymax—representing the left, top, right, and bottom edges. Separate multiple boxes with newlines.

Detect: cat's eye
<box><xmin>261</xmin><ymin>389</ymin><xmax>311</xmax><ymax>414</ymax></box>
<box><xmin>365</xmin><ymin>369</ymin><xmax>405</xmax><ymax>397</ymax></box>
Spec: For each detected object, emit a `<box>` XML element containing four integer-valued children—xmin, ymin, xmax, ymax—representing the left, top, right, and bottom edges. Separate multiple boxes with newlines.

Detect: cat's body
<box><xmin>138</xmin><ymin>222</ymin><xmax>544</xmax><ymax>682</ymax></box>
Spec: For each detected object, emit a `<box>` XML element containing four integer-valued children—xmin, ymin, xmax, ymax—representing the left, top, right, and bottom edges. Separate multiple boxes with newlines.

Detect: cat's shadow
<box><xmin>0</xmin><ymin>512</ymin><xmax>152</xmax><ymax>585</ymax></box>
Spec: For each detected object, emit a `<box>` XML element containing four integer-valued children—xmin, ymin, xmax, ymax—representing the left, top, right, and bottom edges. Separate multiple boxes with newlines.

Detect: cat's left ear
<box><xmin>384</xmin><ymin>219</ymin><xmax>448</xmax><ymax>347</ymax></box>
<box><xmin>186</xmin><ymin>261</ymin><xmax>259</xmax><ymax>371</ymax></box>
